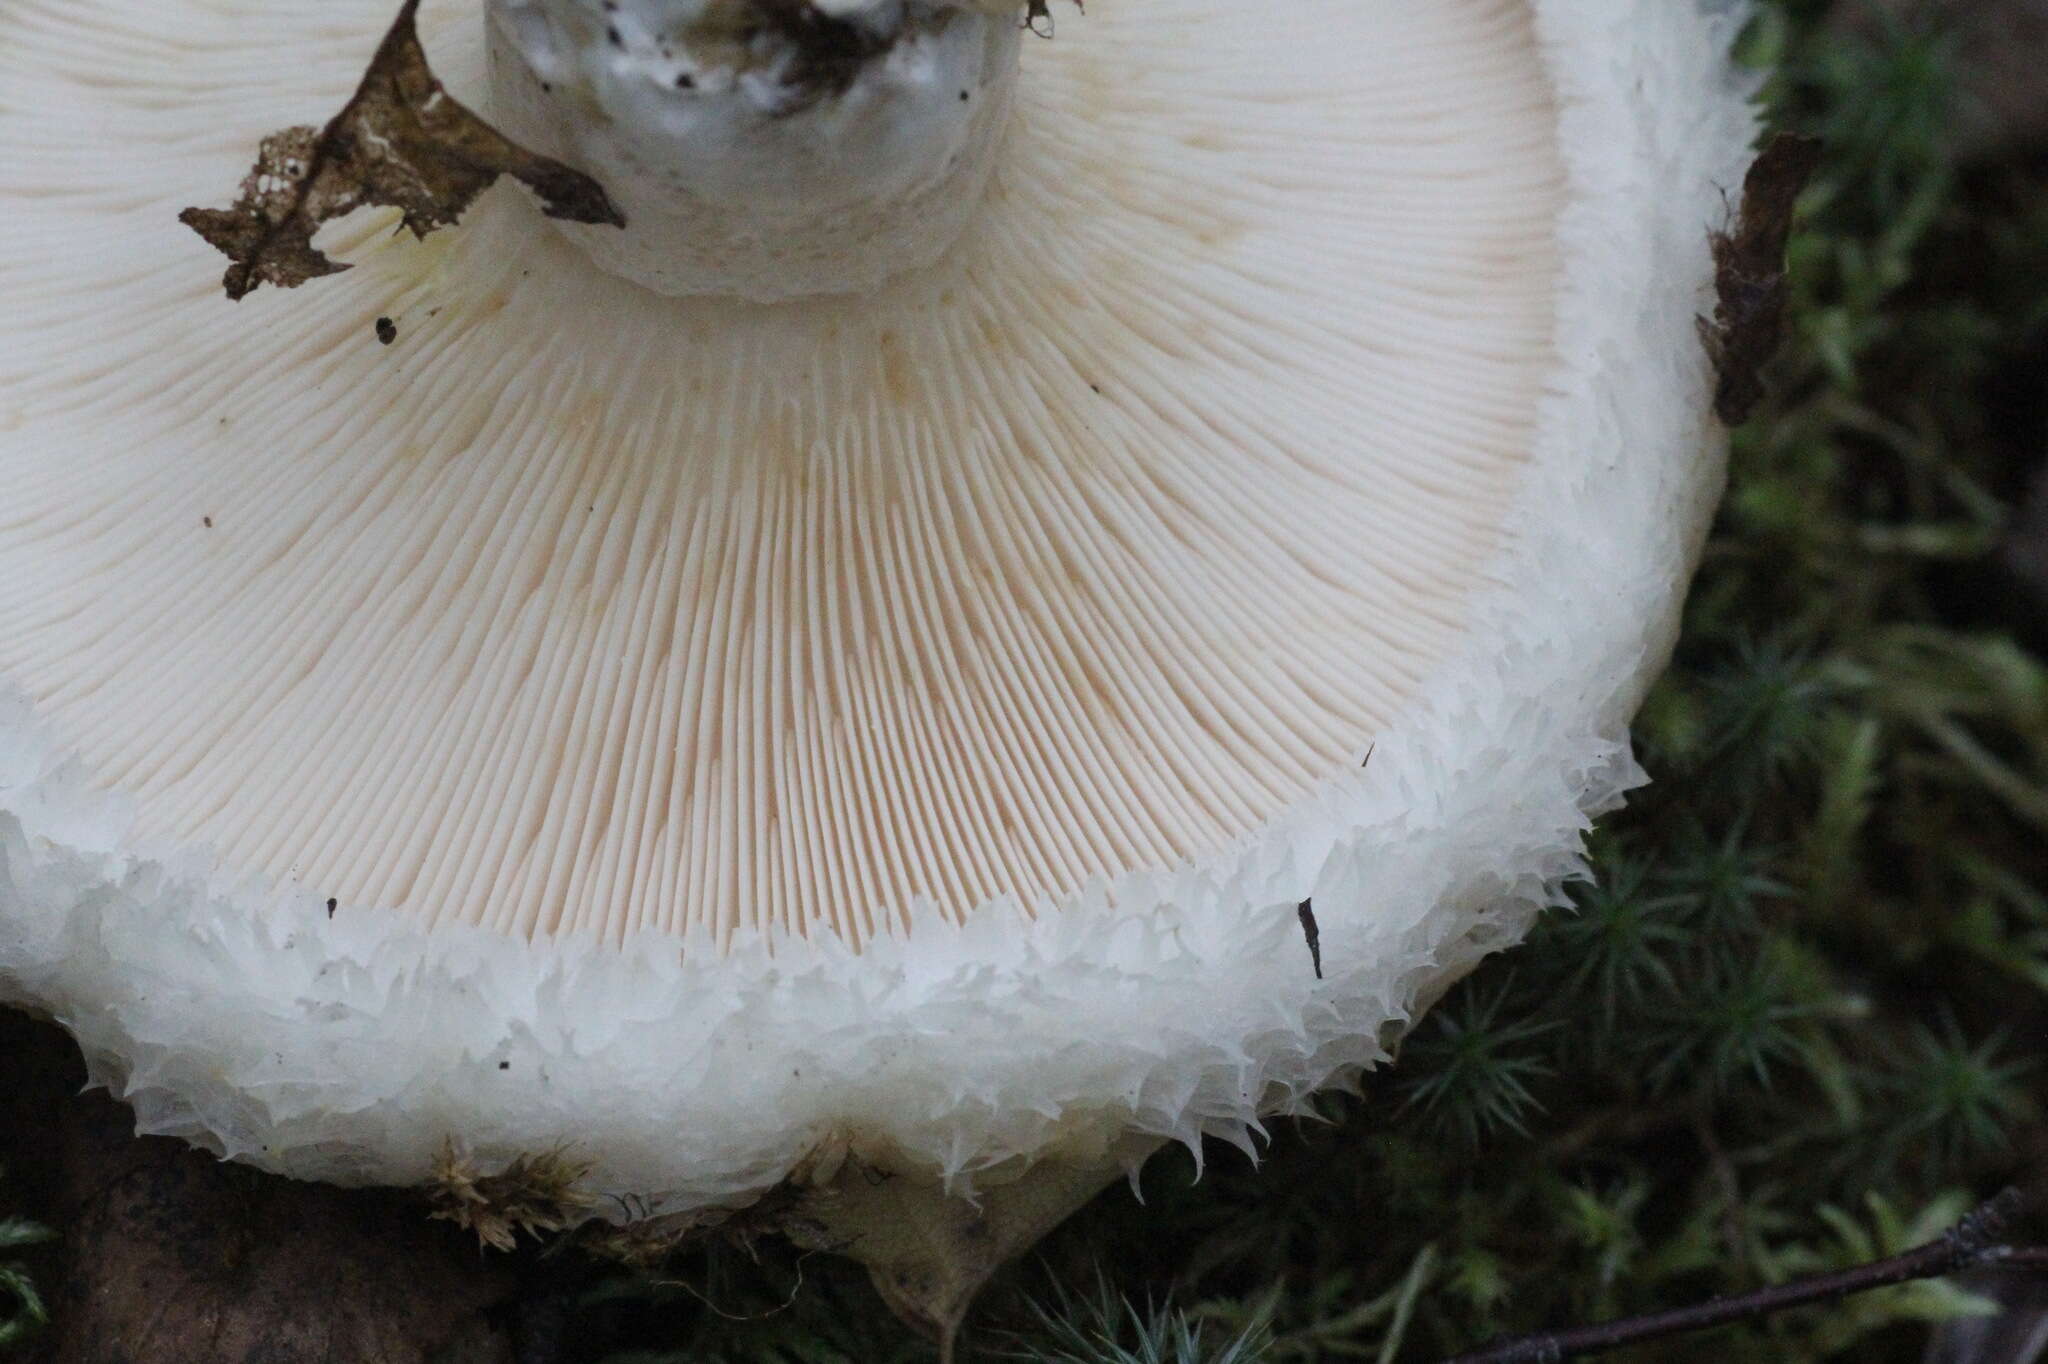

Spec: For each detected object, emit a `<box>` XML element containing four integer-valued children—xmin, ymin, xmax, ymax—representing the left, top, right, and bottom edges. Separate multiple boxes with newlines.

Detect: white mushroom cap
<box><xmin>0</xmin><ymin>0</ymin><xmax>1756</xmax><ymax>1223</ymax></box>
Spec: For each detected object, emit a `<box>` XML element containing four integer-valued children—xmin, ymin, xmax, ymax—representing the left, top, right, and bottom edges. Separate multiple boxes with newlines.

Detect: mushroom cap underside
<box><xmin>0</xmin><ymin>0</ymin><xmax>1757</xmax><ymax>1207</ymax></box>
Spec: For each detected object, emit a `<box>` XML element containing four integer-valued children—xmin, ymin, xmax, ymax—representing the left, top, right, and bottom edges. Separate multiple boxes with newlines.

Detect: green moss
<box><xmin>0</xmin><ymin>1168</ymin><xmax>54</xmax><ymax>1352</ymax></box>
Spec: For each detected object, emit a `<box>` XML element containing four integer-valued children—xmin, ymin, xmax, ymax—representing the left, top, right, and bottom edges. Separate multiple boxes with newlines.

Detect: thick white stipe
<box><xmin>487</xmin><ymin>0</ymin><xmax>1022</xmax><ymax>298</ymax></box>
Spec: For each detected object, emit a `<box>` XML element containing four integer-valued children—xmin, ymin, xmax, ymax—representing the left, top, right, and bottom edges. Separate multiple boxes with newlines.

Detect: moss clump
<box><xmin>0</xmin><ymin>1166</ymin><xmax>55</xmax><ymax>1351</ymax></box>
<box><xmin>427</xmin><ymin>1140</ymin><xmax>597</xmax><ymax>1254</ymax></box>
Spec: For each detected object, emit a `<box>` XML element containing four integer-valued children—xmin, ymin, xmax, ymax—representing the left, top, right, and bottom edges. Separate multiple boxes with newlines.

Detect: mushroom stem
<box><xmin>485</xmin><ymin>0</ymin><xmax>1024</xmax><ymax>299</ymax></box>
<box><xmin>785</xmin><ymin>1138</ymin><xmax>1161</xmax><ymax>1352</ymax></box>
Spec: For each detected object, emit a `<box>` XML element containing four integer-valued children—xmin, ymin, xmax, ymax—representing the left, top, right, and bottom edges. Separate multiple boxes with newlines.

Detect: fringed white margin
<box><xmin>0</xmin><ymin>0</ymin><xmax>1760</xmax><ymax>1213</ymax></box>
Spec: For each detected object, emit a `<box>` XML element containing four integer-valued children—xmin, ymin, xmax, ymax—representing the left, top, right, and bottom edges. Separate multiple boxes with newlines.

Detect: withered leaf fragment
<box><xmin>1296</xmin><ymin>898</ymin><xmax>1323</xmax><ymax>980</ymax></box>
<box><xmin>180</xmin><ymin>0</ymin><xmax>624</xmax><ymax>301</ymax></box>
<box><xmin>1699</xmin><ymin>132</ymin><xmax>1824</xmax><ymax>426</ymax></box>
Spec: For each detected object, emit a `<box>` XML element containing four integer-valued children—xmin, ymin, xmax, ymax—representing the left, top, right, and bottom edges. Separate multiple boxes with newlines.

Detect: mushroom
<box><xmin>0</xmin><ymin>0</ymin><xmax>1762</xmax><ymax>1342</ymax></box>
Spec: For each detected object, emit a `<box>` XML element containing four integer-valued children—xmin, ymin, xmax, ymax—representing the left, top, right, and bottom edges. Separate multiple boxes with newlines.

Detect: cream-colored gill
<box><xmin>0</xmin><ymin>0</ymin><xmax>1562</xmax><ymax>948</ymax></box>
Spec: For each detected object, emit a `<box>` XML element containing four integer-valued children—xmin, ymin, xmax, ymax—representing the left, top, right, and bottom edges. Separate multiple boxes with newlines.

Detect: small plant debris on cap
<box><xmin>1700</xmin><ymin>132</ymin><xmax>1825</xmax><ymax>425</ymax></box>
<box><xmin>180</xmin><ymin>0</ymin><xmax>623</xmax><ymax>301</ymax></box>
<box><xmin>1296</xmin><ymin>899</ymin><xmax>1323</xmax><ymax>980</ymax></box>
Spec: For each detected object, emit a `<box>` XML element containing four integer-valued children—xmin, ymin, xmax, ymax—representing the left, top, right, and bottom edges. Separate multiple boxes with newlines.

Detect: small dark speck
<box><xmin>541</xmin><ymin>80</ymin><xmax>553</xmax><ymax>93</ymax></box>
<box><xmin>1296</xmin><ymin>899</ymin><xmax>1323</xmax><ymax>980</ymax></box>
<box><xmin>675</xmin><ymin>72</ymin><xmax>694</xmax><ymax>89</ymax></box>
<box><xmin>202</xmin><ymin>516</ymin><xmax>213</xmax><ymax>529</ymax></box>
<box><xmin>1089</xmin><ymin>383</ymin><xmax>1102</xmax><ymax>395</ymax></box>
<box><xmin>959</xmin><ymin>89</ymin><xmax>970</xmax><ymax>101</ymax></box>
<box><xmin>428</xmin><ymin>307</ymin><xmax>442</xmax><ymax>318</ymax></box>
<box><xmin>499</xmin><ymin>1061</ymin><xmax>511</xmax><ymax>1071</ymax></box>
<box><xmin>375</xmin><ymin>316</ymin><xmax>397</xmax><ymax>345</ymax></box>
<box><xmin>607</xmin><ymin>24</ymin><xmax>622</xmax><ymax>47</ymax></box>
<box><xmin>325</xmin><ymin>897</ymin><xmax>338</xmax><ymax>918</ymax></box>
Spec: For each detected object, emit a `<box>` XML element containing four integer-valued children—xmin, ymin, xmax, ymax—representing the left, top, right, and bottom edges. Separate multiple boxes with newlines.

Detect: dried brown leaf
<box><xmin>180</xmin><ymin>0</ymin><xmax>623</xmax><ymax>301</ymax></box>
<box><xmin>1700</xmin><ymin>132</ymin><xmax>1826</xmax><ymax>426</ymax></box>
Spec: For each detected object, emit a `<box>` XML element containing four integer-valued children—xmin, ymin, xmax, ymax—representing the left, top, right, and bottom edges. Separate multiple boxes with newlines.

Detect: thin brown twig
<box><xmin>1439</xmin><ymin>1187</ymin><xmax>2046</xmax><ymax>1363</ymax></box>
